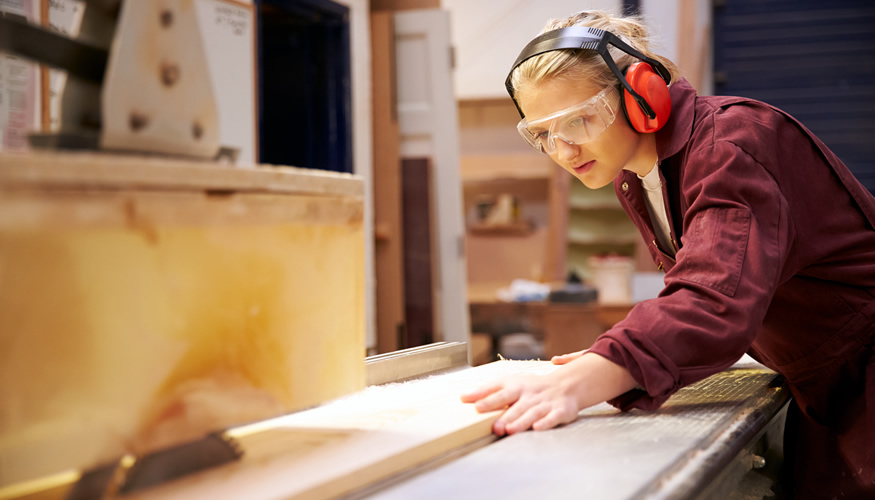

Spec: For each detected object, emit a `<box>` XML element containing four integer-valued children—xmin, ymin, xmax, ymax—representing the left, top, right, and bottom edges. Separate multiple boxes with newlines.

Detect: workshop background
<box><xmin>2</xmin><ymin>0</ymin><xmax>873</xmax><ymax>362</ymax></box>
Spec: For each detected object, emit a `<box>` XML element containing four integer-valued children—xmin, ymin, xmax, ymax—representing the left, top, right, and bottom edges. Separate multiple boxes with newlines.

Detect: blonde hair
<box><xmin>510</xmin><ymin>10</ymin><xmax>680</xmax><ymax>99</ymax></box>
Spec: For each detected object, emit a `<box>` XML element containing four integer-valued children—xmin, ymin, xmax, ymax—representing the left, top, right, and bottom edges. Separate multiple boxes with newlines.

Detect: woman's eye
<box><xmin>534</xmin><ymin>130</ymin><xmax>548</xmax><ymax>140</ymax></box>
<box><xmin>569</xmin><ymin>114</ymin><xmax>596</xmax><ymax>128</ymax></box>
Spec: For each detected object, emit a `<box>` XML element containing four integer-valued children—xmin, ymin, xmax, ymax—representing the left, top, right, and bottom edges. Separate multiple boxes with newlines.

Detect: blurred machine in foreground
<box><xmin>0</xmin><ymin>153</ymin><xmax>366</xmax><ymax>496</ymax></box>
<box><xmin>0</xmin><ymin>0</ymin><xmax>256</xmax><ymax>162</ymax></box>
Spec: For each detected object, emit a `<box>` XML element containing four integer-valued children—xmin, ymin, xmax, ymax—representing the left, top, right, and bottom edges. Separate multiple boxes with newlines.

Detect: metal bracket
<box><xmin>366</xmin><ymin>342</ymin><xmax>469</xmax><ymax>386</ymax></box>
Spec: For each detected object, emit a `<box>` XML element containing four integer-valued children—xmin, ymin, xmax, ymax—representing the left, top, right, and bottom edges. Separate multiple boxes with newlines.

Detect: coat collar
<box><xmin>654</xmin><ymin>78</ymin><xmax>697</xmax><ymax>162</ymax></box>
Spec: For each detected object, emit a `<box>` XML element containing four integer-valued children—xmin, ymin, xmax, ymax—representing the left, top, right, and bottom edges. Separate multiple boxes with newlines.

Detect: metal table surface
<box><xmin>365</xmin><ymin>362</ymin><xmax>789</xmax><ymax>500</ymax></box>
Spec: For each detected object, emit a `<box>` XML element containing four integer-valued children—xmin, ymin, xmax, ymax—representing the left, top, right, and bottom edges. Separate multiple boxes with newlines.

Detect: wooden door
<box><xmin>393</xmin><ymin>9</ymin><xmax>470</xmax><ymax>349</ymax></box>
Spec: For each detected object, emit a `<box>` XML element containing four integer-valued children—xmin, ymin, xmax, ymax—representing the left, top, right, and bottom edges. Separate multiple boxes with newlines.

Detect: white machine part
<box><xmin>0</xmin><ymin>0</ymin><xmax>256</xmax><ymax>162</ymax></box>
<box><xmin>100</xmin><ymin>0</ymin><xmax>221</xmax><ymax>158</ymax></box>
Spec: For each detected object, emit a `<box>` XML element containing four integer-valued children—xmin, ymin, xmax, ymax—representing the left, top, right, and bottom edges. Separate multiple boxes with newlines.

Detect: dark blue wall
<box><xmin>256</xmin><ymin>0</ymin><xmax>353</xmax><ymax>173</ymax></box>
<box><xmin>713</xmin><ymin>0</ymin><xmax>875</xmax><ymax>194</ymax></box>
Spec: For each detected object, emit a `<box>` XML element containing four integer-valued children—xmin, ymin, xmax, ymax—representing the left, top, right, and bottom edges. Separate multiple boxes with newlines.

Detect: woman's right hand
<box><xmin>461</xmin><ymin>352</ymin><xmax>639</xmax><ymax>436</ymax></box>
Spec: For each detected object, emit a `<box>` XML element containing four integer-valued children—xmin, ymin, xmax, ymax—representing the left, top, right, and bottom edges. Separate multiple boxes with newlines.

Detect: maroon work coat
<box><xmin>586</xmin><ymin>78</ymin><xmax>875</xmax><ymax>496</ymax></box>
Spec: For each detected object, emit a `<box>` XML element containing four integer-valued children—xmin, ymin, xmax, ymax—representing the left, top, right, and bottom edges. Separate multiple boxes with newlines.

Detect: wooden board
<box><xmin>0</xmin><ymin>154</ymin><xmax>365</xmax><ymax>487</ymax></box>
<box><xmin>0</xmin><ymin>152</ymin><xmax>362</xmax><ymax>196</ymax></box>
<box><xmin>127</xmin><ymin>360</ymin><xmax>558</xmax><ymax>500</ymax></box>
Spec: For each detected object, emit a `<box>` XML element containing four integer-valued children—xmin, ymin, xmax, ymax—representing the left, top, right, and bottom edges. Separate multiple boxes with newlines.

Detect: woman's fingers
<box><xmin>460</xmin><ymin>367</ymin><xmax>591</xmax><ymax>436</ymax></box>
<box><xmin>460</xmin><ymin>382</ymin><xmax>502</xmax><ymax>404</ymax></box>
<box><xmin>532</xmin><ymin>406</ymin><xmax>574</xmax><ymax>431</ymax></box>
<box><xmin>474</xmin><ymin>384</ymin><xmax>521</xmax><ymax>413</ymax></box>
<box><xmin>551</xmin><ymin>349</ymin><xmax>587</xmax><ymax>365</ymax></box>
<box><xmin>492</xmin><ymin>392</ymin><xmax>532</xmax><ymax>435</ymax></box>
<box><xmin>502</xmin><ymin>404</ymin><xmax>550</xmax><ymax>435</ymax></box>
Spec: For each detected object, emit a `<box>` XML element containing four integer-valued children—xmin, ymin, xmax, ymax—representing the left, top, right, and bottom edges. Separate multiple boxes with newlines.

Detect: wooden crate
<box><xmin>0</xmin><ymin>153</ymin><xmax>365</xmax><ymax>486</ymax></box>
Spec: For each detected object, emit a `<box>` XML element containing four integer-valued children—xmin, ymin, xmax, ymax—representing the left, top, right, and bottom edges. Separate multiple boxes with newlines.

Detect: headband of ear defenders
<box><xmin>506</xmin><ymin>26</ymin><xmax>671</xmax><ymax>119</ymax></box>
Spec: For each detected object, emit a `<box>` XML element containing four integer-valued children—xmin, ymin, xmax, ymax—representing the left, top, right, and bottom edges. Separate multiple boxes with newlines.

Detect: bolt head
<box><xmin>129</xmin><ymin>111</ymin><xmax>149</xmax><ymax>131</ymax></box>
<box><xmin>160</xmin><ymin>62</ymin><xmax>180</xmax><ymax>86</ymax></box>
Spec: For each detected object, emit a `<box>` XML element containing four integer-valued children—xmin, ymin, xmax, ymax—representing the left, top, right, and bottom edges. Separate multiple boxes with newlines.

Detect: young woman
<box><xmin>461</xmin><ymin>10</ymin><xmax>875</xmax><ymax>498</ymax></box>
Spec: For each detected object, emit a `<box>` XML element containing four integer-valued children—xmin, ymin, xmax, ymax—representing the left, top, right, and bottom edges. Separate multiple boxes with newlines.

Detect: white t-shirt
<box><xmin>638</xmin><ymin>164</ymin><xmax>675</xmax><ymax>257</ymax></box>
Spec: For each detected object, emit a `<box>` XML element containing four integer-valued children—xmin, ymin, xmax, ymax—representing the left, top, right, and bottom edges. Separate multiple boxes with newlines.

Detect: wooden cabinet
<box><xmin>566</xmin><ymin>181</ymin><xmax>643</xmax><ymax>281</ymax></box>
<box><xmin>458</xmin><ymin>95</ymin><xmax>570</xmax><ymax>297</ymax></box>
<box><xmin>543</xmin><ymin>303</ymin><xmax>634</xmax><ymax>357</ymax></box>
<box><xmin>469</xmin><ymin>300</ymin><xmax>634</xmax><ymax>359</ymax></box>
<box><xmin>462</xmin><ymin>153</ymin><xmax>568</xmax><ymax>292</ymax></box>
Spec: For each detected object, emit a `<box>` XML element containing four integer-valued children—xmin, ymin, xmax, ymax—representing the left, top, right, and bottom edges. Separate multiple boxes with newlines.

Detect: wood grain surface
<box><xmin>127</xmin><ymin>360</ymin><xmax>559</xmax><ymax>500</ymax></box>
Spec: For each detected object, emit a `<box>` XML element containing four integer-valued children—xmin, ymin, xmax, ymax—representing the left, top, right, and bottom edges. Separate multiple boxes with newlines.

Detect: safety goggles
<box><xmin>516</xmin><ymin>86</ymin><xmax>620</xmax><ymax>154</ymax></box>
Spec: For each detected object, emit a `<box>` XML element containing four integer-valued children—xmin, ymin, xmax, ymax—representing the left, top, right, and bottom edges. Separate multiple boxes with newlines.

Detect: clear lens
<box><xmin>553</xmin><ymin>105</ymin><xmax>609</xmax><ymax>145</ymax></box>
<box><xmin>516</xmin><ymin>86</ymin><xmax>618</xmax><ymax>154</ymax></box>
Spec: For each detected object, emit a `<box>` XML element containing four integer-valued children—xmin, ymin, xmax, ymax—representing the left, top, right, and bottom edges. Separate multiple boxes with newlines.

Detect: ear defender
<box><xmin>506</xmin><ymin>27</ymin><xmax>674</xmax><ymax>133</ymax></box>
<box><xmin>623</xmin><ymin>62</ymin><xmax>672</xmax><ymax>133</ymax></box>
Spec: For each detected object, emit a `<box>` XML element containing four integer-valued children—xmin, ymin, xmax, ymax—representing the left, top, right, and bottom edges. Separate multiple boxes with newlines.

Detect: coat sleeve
<box><xmin>587</xmin><ymin>139</ymin><xmax>794</xmax><ymax>411</ymax></box>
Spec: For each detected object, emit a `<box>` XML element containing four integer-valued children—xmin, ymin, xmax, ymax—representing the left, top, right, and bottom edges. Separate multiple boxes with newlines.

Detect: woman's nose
<box><xmin>554</xmin><ymin>137</ymin><xmax>579</xmax><ymax>162</ymax></box>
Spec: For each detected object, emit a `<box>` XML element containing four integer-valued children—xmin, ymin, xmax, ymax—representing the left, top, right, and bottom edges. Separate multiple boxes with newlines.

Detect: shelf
<box><xmin>568</xmin><ymin>182</ymin><xmax>621</xmax><ymax>209</ymax></box>
<box><xmin>565</xmin><ymin>179</ymin><xmax>640</xmax><ymax>281</ymax></box>
<box><xmin>468</xmin><ymin>221</ymin><xmax>534</xmax><ymax>236</ymax></box>
<box><xmin>463</xmin><ymin>176</ymin><xmax>550</xmax><ymax>202</ymax></box>
<box><xmin>460</xmin><ymin>153</ymin><xmax>555</xmax><ymax>183</ymax></box>
<box><xmin>569</xmin><ymin>200</ymin><xmax>623</xmax><ymax>210</ymax></box>
<box><xmin>567</xmin><ymin>235</ymin><xmax>640</xmax><ymax>246</ymax></box>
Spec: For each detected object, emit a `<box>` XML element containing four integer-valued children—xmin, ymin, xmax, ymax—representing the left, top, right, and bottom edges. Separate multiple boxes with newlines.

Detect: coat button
<box><xmin>621</xmin><ymin>182</ymin><xmax>629</xmax><ymax>192</ymax></box>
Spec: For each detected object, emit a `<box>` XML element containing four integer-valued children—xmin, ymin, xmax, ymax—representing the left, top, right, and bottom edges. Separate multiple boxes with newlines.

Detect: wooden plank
<box><xmin>0</xmin><ymin>180</ymin><xmax>365</xmax><ymax>486</ymax></box>
<box><xmin>0</xmin><ymin>152</ymin><xmax>362</xmax><ymax>197</ymax></box>
<box><xmin>126</xmin><ymin>360</ymin><xmax>557</xmax><ymax>500</ymax></box>
<box><xmin>371</xmin><ymin>12</ymin><xmax>405</xmax><ymax>354</ymax></box>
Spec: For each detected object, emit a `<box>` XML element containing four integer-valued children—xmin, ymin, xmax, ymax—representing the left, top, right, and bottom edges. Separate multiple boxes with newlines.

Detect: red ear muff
<box><xmin>623</xmin><ymin>62</ymin><xmax>671</xmax><ymax>133</ymax></box>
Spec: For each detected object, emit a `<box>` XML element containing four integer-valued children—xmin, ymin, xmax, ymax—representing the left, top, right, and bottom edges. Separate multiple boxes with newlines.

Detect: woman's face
<box><xmin>517</xmin><ymin>78</ymin><xmax>655</xmax><ymax>189</ymax></box>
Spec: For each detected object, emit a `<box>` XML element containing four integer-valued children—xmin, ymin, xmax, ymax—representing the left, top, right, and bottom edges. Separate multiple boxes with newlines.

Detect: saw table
<box><xmin>368</xmin><ymin>356</ymin><xmax>788</xmax><ymax>500</ymax></box>
<box><xmin>0</xmin><ymin>340</ymin><xmax>788</xmax><ymax>500</ymax></box>
<box><xmin>68</xmin><ymin>346</ymin><xmax>785</xmax><ymax>500</ymax></box>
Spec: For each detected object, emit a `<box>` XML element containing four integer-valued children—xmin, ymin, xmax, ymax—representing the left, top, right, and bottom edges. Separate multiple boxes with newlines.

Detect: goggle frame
<box><xmin>516</xmin><ymin>85</ymin><xmax>620</xmax><ymax>154</ymax></box>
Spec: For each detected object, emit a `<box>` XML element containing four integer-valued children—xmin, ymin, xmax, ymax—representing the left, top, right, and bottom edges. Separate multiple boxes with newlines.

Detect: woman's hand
<box><xmin>460</xmin><ymin>370</ymin><xmax>581</xmax><ymax>436</ymax></box>
<box><xmin>460</xmin><ymin>353</ymin><xmax>639</xmax><ymax>436</ymax></box>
